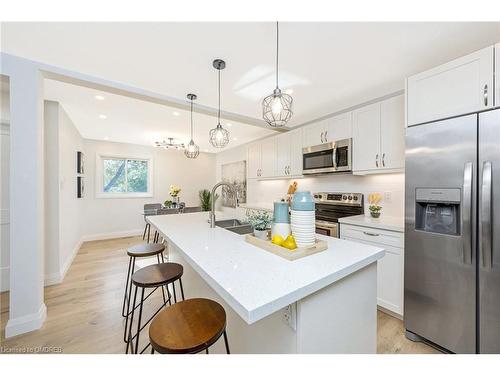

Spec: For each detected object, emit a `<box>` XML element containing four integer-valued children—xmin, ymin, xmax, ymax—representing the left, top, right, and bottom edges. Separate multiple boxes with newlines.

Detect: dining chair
<box><xmin>152</xmin><ymin>208</ymin><xmax>179</xmax><ymax>243</ymax></box>
<box><xmin>143</xmin><ymin>203</ymin><xmax>162</xmax><ymax>242</ymax></box>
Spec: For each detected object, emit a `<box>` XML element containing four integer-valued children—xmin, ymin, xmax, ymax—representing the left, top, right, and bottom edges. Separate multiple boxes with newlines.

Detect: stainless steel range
<box><xmin>313</xmin><ymin>192</ymin><xmax>364</xmax><ymax>238</ymax></box>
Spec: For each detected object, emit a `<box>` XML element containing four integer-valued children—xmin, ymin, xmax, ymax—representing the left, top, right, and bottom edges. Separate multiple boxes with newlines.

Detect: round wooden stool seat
<box><xmin>149</xmin><ymin>298</ymin><xmax>227</xmax><ymax>354</ymax></box>
<box><xmin>131</xmin><ymin>263</ymin><xmax>183</xmax><ymax>288</ymax></box>
<box><xmin>127</xmin><ymin>243</ymin><xmax>165</xmax><ymax>258</ymax></box>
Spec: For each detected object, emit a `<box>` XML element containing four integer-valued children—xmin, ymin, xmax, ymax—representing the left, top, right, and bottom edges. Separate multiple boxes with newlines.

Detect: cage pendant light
<box><xmin>262</xmin><ymin>21</ymin><xmax>293</xmax><ymax>127</ymax></box>
<box><xmin>184</xmin><ymin>93</ymin><xmax>200</xmax><ymax>158</ymax></box>
<box><xmin>209</xmin><ymin>59</ymin><xmax>230</xmax><ymax>148</ymax></box>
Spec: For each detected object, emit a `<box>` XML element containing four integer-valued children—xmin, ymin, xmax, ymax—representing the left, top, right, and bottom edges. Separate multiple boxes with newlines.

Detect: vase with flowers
<box><xmin>368</xmin><ymin>193</ymin><xmax>382</xmax><ymax>218</ymax></box>
<box><xmin>169</xmin><ymin>185</ymin><xmax>181</xmax><ymax>207</ymax></box>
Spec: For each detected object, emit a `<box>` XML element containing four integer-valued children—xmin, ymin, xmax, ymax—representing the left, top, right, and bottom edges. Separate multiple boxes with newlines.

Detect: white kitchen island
<box><xmin>146</xmin><ymin>212</ymin><xmax>384</xmax><ymax>354</ymax></box>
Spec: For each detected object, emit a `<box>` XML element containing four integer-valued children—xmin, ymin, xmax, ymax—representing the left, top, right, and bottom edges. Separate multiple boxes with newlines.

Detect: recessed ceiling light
<box><xmin>103</xmin><ymin>136</ymin><xmax>109</xmax><ymax>141</ymax></box>
<box><xmin>285</xmin><ymin>88</ymin><xmax>294</xmax><ymax>95</ymax></box>
<box><xmin>95</xmin><ymin>95</ymin><xmax>105</xmax><ymax>100</ymax></box>
<box><xmin>99</xmin><ymin>114</ymin><xmax>107</xmax><ymax>119</ymax></box>
<box><xmin>173</xmin><ymin>111</ymin><xmax>180</xmax><ymax>117</ymax></box>
<box><xmin>233</xmin><ymin>137</ymin><xmax>238</xmax><ymax>141</ymax></box>
<box><xmin>226</xmin><ymin>123</ymin><xmax>232</xmax><ymax>127</ymax></box>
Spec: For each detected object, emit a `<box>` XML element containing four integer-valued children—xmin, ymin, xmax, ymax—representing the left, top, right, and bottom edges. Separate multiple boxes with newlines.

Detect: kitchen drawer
<box><xmin>340</xmin><ymin>224</ymin><xmax>403</xmax><ymax>250</ymax></box>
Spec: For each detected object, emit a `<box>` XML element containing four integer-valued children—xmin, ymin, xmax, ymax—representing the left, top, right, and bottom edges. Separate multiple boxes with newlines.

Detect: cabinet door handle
<box><xmin>320</xmin><ymin>132</ymin><xmax>324</xmax><ymax>143</ymax></box>
<box><xmin>484</xmin><ymin>84</ymin><xmax>488</xmax><ymax>107</ymax></box>
<box><xmin>382</xmin><ymin>153</ymin><xmax>385</xmax><ymax>167</ymax></box>
<box><xmin>287</xmin><ymin>166</ymin><xmax>290</xmax><ymax>175</ymax></box>
<box><xmin>324</xmin><ymin>131</ymin><xmax>328</xmax><ymax>142</ymax></box>
<box><xmin>375</xmin><ymin>154</ymin><xmax>379</xmax><ymax>168</ymax></box>
<box><xmin>363</xmin><ymin>231</ymin><xmax>379</xmax><ymax>237</ymax></box>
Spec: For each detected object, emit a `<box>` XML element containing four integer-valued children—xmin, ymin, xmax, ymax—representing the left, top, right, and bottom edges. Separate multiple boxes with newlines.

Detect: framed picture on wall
<box><xmin>77</xmin><ymin>151</ymin><xmax>84</xmax><ymax>174</ymax></box>
<box><xmin>77</xmin><ymin>176</ymin><xmax>84</xmax><ymax>198</ymax></box>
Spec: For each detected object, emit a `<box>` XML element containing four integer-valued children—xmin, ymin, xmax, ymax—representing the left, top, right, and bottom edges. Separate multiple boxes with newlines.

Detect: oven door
<box><xmin>315</xmin><ymin>220</ymin><xmax>338</xmax><ymax>238</ymax></box>
<box><xmin>302</xmin><ymin>139</ymin><xmax>352</xmax><ymax>174</ymax></box>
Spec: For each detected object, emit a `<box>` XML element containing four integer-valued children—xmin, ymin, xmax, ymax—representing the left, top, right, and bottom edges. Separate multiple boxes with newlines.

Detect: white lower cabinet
<box><xmin>340</xmin><ymin>223</ymin><xmax>404</xmax><ymax>317</ymax></box>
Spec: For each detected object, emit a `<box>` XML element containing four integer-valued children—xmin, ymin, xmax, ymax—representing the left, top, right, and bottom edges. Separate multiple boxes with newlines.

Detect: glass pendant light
<box><xmin>209</xmin><ymin>59</ymin><xmax>230</xmax><ymax>148</ymax></box>
<box><xmin>262</xmin><ymin>21</ymin><xmax>293</xmax><ymax>127</ymax></box>
<box><xmin>184</xmin><ymin>93</ymin><xmax>200</xmax><ymax>158</ymax></box>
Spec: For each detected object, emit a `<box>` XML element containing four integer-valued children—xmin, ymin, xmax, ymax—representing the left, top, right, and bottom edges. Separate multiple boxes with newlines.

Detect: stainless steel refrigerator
<box><xmin>405</xmin><ymin>108</ymin><xmax>500</xmax><ymax>354</ymax></box>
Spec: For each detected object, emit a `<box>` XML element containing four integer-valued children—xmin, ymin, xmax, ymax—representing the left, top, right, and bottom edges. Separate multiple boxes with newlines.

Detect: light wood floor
<box><xmin>0</xmin><ymin>235</ymin><xmax>439</xmax><ymax>354</ymax></box>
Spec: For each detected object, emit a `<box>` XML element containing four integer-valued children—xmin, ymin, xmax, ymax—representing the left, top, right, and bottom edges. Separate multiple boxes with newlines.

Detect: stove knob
<box><xmin>342</xmin><ymin>195</ymin><xmax>347</xmax><ymax>200</ymax></box>
<box><xmin>348</xmin><ymin>195</ymin><xmax>353</xmax><ymax>200</ymax></box>
<box><xmin>318</xmin><ymin>194</ymin><xmax>323</xmax><ymax>199</ymax></box>
<box><xmin>314</xmin><ymin>194</ymin><xmax>319</xmax><ymax>199</ymax></box>
<box><xmin>353</xmin><ymin>196</ymin><xmax>358</xmax><ymax>201</ymax></box>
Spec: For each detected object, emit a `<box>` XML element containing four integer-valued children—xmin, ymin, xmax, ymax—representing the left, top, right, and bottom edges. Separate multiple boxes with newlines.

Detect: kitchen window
<box><xmin>96</xmin><ymin>154</ymin><xmax>153</xmax><ymax>198</ymax></box>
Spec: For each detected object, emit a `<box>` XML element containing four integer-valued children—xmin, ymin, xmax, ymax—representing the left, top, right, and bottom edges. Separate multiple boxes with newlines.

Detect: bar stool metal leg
<box><xmin>134</xmin><ymin>287</ymin><xmax>146</xmax><ymax>354</ymax></box>
<box><xmin>121</xmin><ymin>256</ymin><xmax>133</xmax><ymax>317</ymax></box>
<box><xmin>179</xmin><ymin>278</ymin><xmax>185</xmax><ymax>301</ymax></box>
<box><xmin>223</xmin><ymin>330</ymin><xmax>230</xmax><ymax>354</ymax></box>
<box><xmin>126</xmin><ymin>285</ymin><xmax>139</xmax><ymax>353</ymax></box>
<box><xmin>123</xmin><ymin>257</ymin><xmax>136</xmax><ymax>342</ymax></box>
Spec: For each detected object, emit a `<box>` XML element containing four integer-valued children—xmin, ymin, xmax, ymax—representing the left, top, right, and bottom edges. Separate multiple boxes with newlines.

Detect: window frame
<box><xmin>95</xmin><ymin>153</ymin><xmax>153</xmax><ymax>199</ymax></box>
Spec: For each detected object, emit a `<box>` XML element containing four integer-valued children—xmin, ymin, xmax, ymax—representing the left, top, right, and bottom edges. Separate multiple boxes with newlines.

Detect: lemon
<box><xmin>271</xmin><ymin>234</ymin><xmax>285</xmax><ymax>246</ymax></box>
<box><xmin>282</xmin><ymin>235</ymin><xmax>297</xmax><ymax>250</ymax></box>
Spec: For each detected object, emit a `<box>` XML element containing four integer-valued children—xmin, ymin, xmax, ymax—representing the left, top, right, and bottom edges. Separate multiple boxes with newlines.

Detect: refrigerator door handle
<box><xmin>480</xmin><ymin>161</ymin><xmax>493</xmax><ymax>270</ymax></box>
<box><xmin>462</xmin><ymin>162</ymin><xmax>473</xmax><ymax>264</ymax></box>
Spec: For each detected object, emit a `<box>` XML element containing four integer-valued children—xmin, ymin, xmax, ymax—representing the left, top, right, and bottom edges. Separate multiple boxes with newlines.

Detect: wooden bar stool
<box><xmin>149</xmin><ymin>298</ymin><xmax>230</xmax><ymax>354</ymax></box>
<box><xmin>122</xmin><ymin>243</ymin><xmax>166</xmax><ymax>320</ymax></box>
<box><xmin>126</xmin><ymin>262</ymin><xmax>184</xmax><ymax>354</ymax></box>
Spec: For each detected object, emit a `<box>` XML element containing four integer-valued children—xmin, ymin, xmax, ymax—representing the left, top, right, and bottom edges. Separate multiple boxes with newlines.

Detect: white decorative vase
<box><xmin>253</xmin><ymin>229</ymin><xmax>269</xmax><ymax>240</ymax></box>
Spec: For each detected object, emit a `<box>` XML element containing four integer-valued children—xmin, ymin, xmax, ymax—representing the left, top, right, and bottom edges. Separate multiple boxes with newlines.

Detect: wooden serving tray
<box><xmin>245</xmin><ymin>234</ymin><xmax>328</xmax><ymax>261</ymax></box>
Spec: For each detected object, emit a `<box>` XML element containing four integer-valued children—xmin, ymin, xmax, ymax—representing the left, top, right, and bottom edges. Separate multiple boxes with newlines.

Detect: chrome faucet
<box><xmin>210</xmin><ymin>181</ymin><xmax>237</xmax><ymax>228</ymax></box>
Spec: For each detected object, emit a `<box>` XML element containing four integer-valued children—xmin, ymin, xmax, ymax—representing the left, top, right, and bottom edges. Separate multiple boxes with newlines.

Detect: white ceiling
<box><xmin>44</xmin><ymin>79</ymin><xmax>275</xmax><ymax>151</ymax></box>
<box><xmin>2</xmin><ymin>22</ymin><xmax>500</xmax><ymax>131</ymax></box>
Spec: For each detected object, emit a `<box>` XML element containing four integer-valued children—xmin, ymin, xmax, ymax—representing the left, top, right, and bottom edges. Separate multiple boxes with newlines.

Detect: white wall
<box><xmin>215</xmin><ymin>144</ymin><xmax>405</xmax><ymax>219</ymax></box>
<box><xmin>44</xmin><ymin>101</ymin><xmax>85</xmax><ymax>284</ymax></box>
<box><xmin>82</xmin><ymin>139</ymin><xmax>216</xmax><ymax>240</ymax></box>
<box><xmin>1</xmin><ymin>88</ymin><xmax>10</xmax><ymax>292</ymax></box>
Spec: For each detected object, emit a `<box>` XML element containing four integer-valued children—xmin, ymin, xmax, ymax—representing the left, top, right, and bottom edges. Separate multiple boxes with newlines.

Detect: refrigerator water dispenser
<box><xmin>415</xmin><ymin>188</ymin><xmax>461</xmax><ymax>236</ymax></box>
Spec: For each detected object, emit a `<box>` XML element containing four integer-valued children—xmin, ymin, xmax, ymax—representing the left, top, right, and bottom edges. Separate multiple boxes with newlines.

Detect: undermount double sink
<box><xmin>215</xmin><ymin>219</ymin><xmax>253</xmax><ymax>235</ymax></box>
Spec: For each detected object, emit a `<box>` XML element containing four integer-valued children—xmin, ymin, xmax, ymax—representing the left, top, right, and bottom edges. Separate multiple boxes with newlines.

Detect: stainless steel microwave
<box><xmin>302</xmin><ymin>138</ymin><xmax>352</xmax><ymax>175</ymax></box>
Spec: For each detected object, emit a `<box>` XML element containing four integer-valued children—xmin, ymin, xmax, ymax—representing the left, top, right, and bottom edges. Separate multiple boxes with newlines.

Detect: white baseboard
<box><xmin>5</xmin><ymin>303</ymin><xmax>47</xmax><ymax>338</ymax></box>
<box><xmin>0</xmin><ymin>266</ymin><xmax>9</xmax><ymax>292</ymax></box>
<box><xmin>81</xmin><ymin>229</ymin><xmax>143</xmax><ymax>242</ymax></box>
<box><xmin>2</xmin><ymin>231</ymin><xmax>142</xmax><ymax>292</ymax></box>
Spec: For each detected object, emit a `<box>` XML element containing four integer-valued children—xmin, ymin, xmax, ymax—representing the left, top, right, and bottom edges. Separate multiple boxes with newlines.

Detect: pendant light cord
<box><xmin>218</xmin><ymin>68</ymin><xmax>221</xmax><ymax>125</ymax></box>
<box><xmin>190</xmin><ymin>98</ymin><xmax>193</xmax><ymax>140</ymax></box>
<box><xmin>275</xmin><ymin>21</ymin><xmax>279</xmax><ymax>89</ymax></box>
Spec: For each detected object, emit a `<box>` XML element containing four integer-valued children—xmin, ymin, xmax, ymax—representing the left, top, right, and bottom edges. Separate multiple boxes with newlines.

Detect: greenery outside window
<box><xmin>96</xmin><ymin>154</ymin><xmax>153</xmax><ymax>198</ymax></box>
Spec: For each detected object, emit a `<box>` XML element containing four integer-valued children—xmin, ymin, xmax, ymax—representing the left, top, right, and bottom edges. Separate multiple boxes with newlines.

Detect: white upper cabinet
<box><xmin>496</xmin><ymin>43</ymin><xmax>500</xmax><ymax>108</ymax></box>
<box><xmin>353</xmin><ymin>102</ymin><xmax>381</xmax><ymax>172</ymax></box>
<box><xmin>276</xmin><ymin>132</ymin><xmax>291</xmax><ymax>177</ymax></box>
<box><xmin>406</xmin><ymin>45</ymin><xmax>494</xmax><ymax>126</ymax></box>
<box><xmin>324</xmin><ymin>112</ymin><xmax>352</xmax><ymax>142</ymax></box>
<box><xmin>289</xmin><ymin>128</ymin><xmax>304</xmax><ymax>176</ymax></box>
<box><xmin>353</xmin><ymin>95</ymin><xmax>405</xmax><ymax>174</ymax></box>
<box><xmin>247</xmin><ymin>142</ymin><xmax>261</xmax><ymax>179</ymax></box>
<box><xmin>276</xmin><ymin>128</ymin><xmax>304</xmax><ymax>177</ymax></box>
<box><xmin>380</xmin><ymin>95</ymin><xmax>405</xmax><ymax>170</ymax></box>
<box><xmin>260</xmin><ymin>137</ymin><xmax>277</xmax><ymax>178</ymax></box>
<box><xmin>303</xmin><ymin>113</ymin><xmax>353</xmax><ymax>148</ymax></box>
<box><xmin>303</xmin><ymin>120</ymin><xmax>326</xmax><ymax>147</ymax></box>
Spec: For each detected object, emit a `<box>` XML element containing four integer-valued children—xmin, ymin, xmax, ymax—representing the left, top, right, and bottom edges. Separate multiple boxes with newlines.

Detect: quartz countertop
<box><xmin>338</xmin><ymin>214</ymin><xmax>404</xmax><ymax>233</ymax></box>
<box><xmin>147</xmin><ymin>212</ymin><xmax>384</xmax><ymax>324</ymax></box>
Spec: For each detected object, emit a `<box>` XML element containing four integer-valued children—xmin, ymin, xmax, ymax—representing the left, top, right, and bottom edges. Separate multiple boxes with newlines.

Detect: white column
<box><xmin>1</xmin><ymin>54</ymin><xmax>46</xmax><ymax>337</ymax></box>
